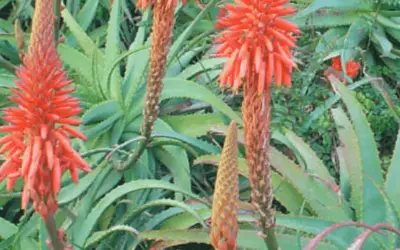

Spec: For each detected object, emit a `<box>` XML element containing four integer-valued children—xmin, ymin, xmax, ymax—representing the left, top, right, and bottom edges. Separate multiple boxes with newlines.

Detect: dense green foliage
<box><xmin>0</xmin><ymin>0</ymin><xmax>399</xmax><ymax>249</ymax></box>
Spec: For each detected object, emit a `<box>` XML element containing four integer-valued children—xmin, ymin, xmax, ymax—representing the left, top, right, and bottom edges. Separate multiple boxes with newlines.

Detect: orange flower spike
<box><xmin>210</xmin><ymin>121</ymin><xmax>239</xmax><ymax>250</ymax></box>
<box><xmin>0</xmin><ymin>0</ymin><xmax>90</xmax><ymax>219</ymax></box>
<box><xmin>215</xmin><ymin>0</ymin><xmax>299</xmax><ymax>92</ymax></box>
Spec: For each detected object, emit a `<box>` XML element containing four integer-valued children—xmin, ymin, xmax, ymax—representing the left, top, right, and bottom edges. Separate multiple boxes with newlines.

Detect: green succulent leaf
<box><xmin>82</xmin><ymin>100</ymin><xmax>122</xmax><ymax>125</ymax></box>
<box><xmin>137</xmin><ymin>228</ymin><xmax>339</xmax><ymax>250</ymax></box>
<box><xmin>276</xmin><ymin>215</ymin><xmax>380</xmax><ymax>249</ymax></box>
<box><xmin>0</xmin><ymin>217</ymin><xmax>17</xmax><ymax>240</ymax></box>
<box><xmin>270</xmin><ymin>147</ymin><xmax>351</xmax><ymax>221</ymax></box>
<box><xmin>291</xmin><ymin>11</ymin><xmax>360</xmax><ymax>29</ymax></box>
<box><xmin>372</xmin><ymin>24</ymin><xmax>393</xmax><ymax>57</ymax></box>
<box><xmin>85</xmin><ymin>225</ymin><xmax>138</xmax><ymax>249</ymax></box>
<box><xmin>385</xmin><ymin>130</ymin><xmax>400</xmax><ymax>214</ymax></box>
<box><xmin>194</xmin><ymin>154</ymin><xmax>308</xmax><ymax>215</ymax></box>
<box><xmin>61</xmin><ymin>8</ymin><xmax>104</xmax><ymax>62</ymax></box>
<box><xmin>58</xmin><ymin>44</ymin><xmax>92</xmax><ymax>81</ymax></box>
<box><xmin>163</xmin><ymin>113</ymin><xmax>225</xmax><ymax>137</ymax></box>
<box><xmin>75</xmin><ymin>0</ymin><xmax>100</xmax><ymax>31</ymax></box>
<box><xmin>341</xmin><ymin>17</ymin><xmax>370</xmax><ymax>74</ymax></box>
<box><xmin>103</xmin><ymin>0</ymin><xmax>122</xmax><ymax>101</ymax></box>
<box><xmin>0</xmin><ymin>73</ymin><xmax>15</xmax><ymax>88</ymax></box>
<box><xmin>129</xmin><ymin>78</ymin><xmax>242</xmax><ymax>124</ymax></box>
<box><xmin>329</xmin><ymin>75</ymin><xmax>385</xmax><ymax>225</ymax></box>
<box><xmin>303</xmin><ymin>77</ymin><xmax>373</xmax><ymax>130</ymax></box>
<box><xmin>298</xmin><ymin>0</ymin><xmax>371</xmax><ymax>17</ymax></box>
<box><xmin>74</xmin><ymin>180</ymin><xmax>202</xmax><ymax>247</ymax></box>
<box><xmin>331</xmin><ymin>107</ymin><xmax>362</xmax><ymax>217</ymax></box>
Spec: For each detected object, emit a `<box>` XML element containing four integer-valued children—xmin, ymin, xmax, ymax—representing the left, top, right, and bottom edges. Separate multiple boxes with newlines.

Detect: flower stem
<box><xmin>265</xmin><ymin>227</ymin><xmax>279</xmax><ymax>250</ymax></box>
<box><xmin>53</xmin><ymin>0</ymin><xmax>61</xmax><ymax>41</ymax></box>
<box><xmin>45</xmin><ymin>214</ymin><xmax>64</xmax><ymax>250</ymax></box>
<box><xmin>243</xmin><ymin>83</ymin><xmax>279</xmax><ymax>250</ymax></box>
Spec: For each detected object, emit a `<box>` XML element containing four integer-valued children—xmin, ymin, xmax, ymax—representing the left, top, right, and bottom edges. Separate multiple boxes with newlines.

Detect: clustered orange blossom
<box><xmin>214</xmin><ymin>0</ymin><xmax>300</xmax><ymax>93</ymax></box>
<box><xmin>0</xmin><ymin>0</ymin><xmax>90</xmax><ymax>219</ymax></box>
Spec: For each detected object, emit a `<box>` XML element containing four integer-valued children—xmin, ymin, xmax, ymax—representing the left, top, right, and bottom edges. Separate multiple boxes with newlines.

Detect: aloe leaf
<box><xmin>0</xmin><ymin>73</ymin><xmax>15</xmax><ymax>88</ymax></box>
<box><xmin>163</xmin><ymin>113</ymin><xmax>225</xmax><ymax>137</ymax></box>
<box><xmin>284</xmin><ymin>129</ymin><xmax>334</xmax><ymax>182</ymax></box>
<box><xmin>157</xmin><ymin>206</ymin><xmax>210</xmax><ymax>230</ymax></box>
<box><xmin>0</xmin><ymin>217</ymin><xmax>17</xmax><ymax>239</ymax></box>
<box><xmin>385</xmin><ymin>130</ymin><xmax>400</xmax><ymax>213</ymax></box>
<box><xmin>152</xmin><ymin>130</ymin><xmax>219</xmax><ymax>153</ymax></box>
<box><xmin>372</xmin><ymin>178</ymin><xmax>400</xmax><ymax>249</ymax></box>
<box><xmin>276</xmin><ymin>215</ymin><xmax>379</xmax><ymax>249</ymax></box>
<box><xmin>123</xmin><ymin>9</ymin><xmax>151</xmax><ymax>104</ymax></box>
<box><xmin>94</xmin><ymin>170</ymin><xmax>123</xmax><ymax>200</ymax></box>
<box><xmin>82</xmin><ymin>113</ymin><xmax>122</xmax><ymax>140</ymax></box>
<box><xmin>61</xmin><ymin>8</ymin><xmax>104</xmax><ymax>62</ymax></box>
<box><xmin>341</xmin><ymin>17</ymin><xmax>370</xmax><ymax>74</ymax></box>
<box><xmin>291</xmin><ymin>11</ymin><xmax>360</xmax><ymax>29</ymax></box>
<box><xmin>166</xmin><ymin>47</ymin><xmax>205</xmax><ymax>77</ymax></box>
<box><xmin>372</xmin><ymin>24</ymin><xmax>393</xmax><ymax>58</ymax></box>
<box><xmin>137</xmin><ymin>229</ymin><xmax>339</xmax><ymax>250</ymax></box>
<box><xmin>331</xmin><ymin>107</ymin><xmax>362</xmax><ymax>219</ymax></box>
<box><xmin>82</xmin><ymin>100</ymin><xmax>122</xmax><ymax>125</ymax></box>
<box><xmin>167</xmin><ymin>0</ymin><xmax>219</xmax><ymax>65</ymax></box>
<box><xmin>329</xmin><ymin>75</ymin><xmax>385</xmax><ymax>225</ymax></box>
<box><xmin>315</xmin><ymin>27</ymin><xmax>347</xmax><ymax>55</ymax></box>
<box><xmin>297</xmin><ymin>0</ymin><xmax>371</xmax><ymax>17</ymax></box>
<box><xmin>302</xmin><ymin>77</ymin><xmax>373</xmax><ymax>130</ymax></box>
<box><xmin>74</xmin><ymin>180</ymin><xmax>202</xmax><ymax>247</ymax></box>
<box><xmin>178</xmin><ymin>58</ymin><xmax>226</xmax><ymax>80</ymax></box>
<box><xmin>154</xmin><ymin>146</ymin><xmax>192</xmax><ymax>200</ymax></box>
<box><xmin>193</xmin><ymin>154</ymin><xmax>308</xmax><ymax>215</ymax></box>
<box><xmin>85</xmin><ymin>225</ymin><xmax>138</xmax><ymax>249</ymax></box>
<box><xmin>103</xmin><ymin>0</ymin><xmax>122</xmax><ymax>101</ymax></box>
<box><xmin>58</xmin><ymin>166</ymin><xmax>102</xmax><ymax>205</ymax></box>
<box><xmin>129</xmin><ymin>78</ymin><xmax>242</xmax><ymax>124</ymax></box>
<box><xmin>75</xmin><ymin>0</ymin><xmax>100</xmax><ymax>31</ymax></box>
<box><xmin>70</xmin><ymin>163</ymin><xmax>112</xmax><ymax>245</ymax></box>
<box><xmin>270</xmin><ymin>147</ymin><xmax>351</xmax><ymax>221</ymax></box>
<box><xmin>58</xmin><ymin>44</ymin><xmax>91</xmax><ymax>81</ymax></box>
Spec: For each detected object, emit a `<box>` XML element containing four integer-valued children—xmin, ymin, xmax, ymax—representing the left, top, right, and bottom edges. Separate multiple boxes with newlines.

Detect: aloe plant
<box><xmin>134</xmin><ymin>76</ymin><xmax>400</xmax><ymax>249</ymax></box>
<box><xmin>0</xmin><ymin>0</ymin><xmax>239</xmax><ymax>249</ymax></box>
<box><xmin>291</xmin><ymin>0</ymin><xmax>400</xmax><ymax>80</ymax></box>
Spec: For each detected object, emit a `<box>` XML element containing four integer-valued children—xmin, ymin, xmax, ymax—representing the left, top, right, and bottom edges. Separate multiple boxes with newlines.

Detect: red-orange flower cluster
<box><xmin>324</xmin><ymin>56</ymin><xmax>361</xmax><ymax>84</ymax></box>
<box><xmin>214</xmin><ymin>0</ymin><xmax>300</xmax><ymax>93</ymax></box>
<box><xmin>0</xmin><ymin>0</ymin><xmax>90</xmax><ymax>219</ymax></box>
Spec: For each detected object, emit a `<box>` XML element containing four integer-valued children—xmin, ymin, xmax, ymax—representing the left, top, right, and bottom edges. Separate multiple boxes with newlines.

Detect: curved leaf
<box><xmin>0</xmin><ymin>217</ymin><xmax>17</xmax><ymax>239</ymax></box>
<box><xmin>331</xmin><ymin>107</ymin><xmax>362</xmax><ymax>218</ymax></box>
<box><xmin>270</xmin><ymin>147</ymin><xmax>351</xmax><ymax>221</ymax></box>
<box><xmin>138</xmin><ymin>229</ymin><xmax>339</xmax><ymax>250</ymax></box>
<box><xmin>276</xmin><ymin>215</ymin><xmax>379</xmax><ymax>249</ymax></box>
<box><xmin>329</xmin><ymin>75</ymin><xmax>385</xmax><ymax>225</ymax></box>
<box><xmin>74</xmin><ymin>180</ymin><xmax>202</xmax><ymax>247</ymax></box>
<box><xmin>385</xmin><ymin>130</ymin><xmax>400</xmax><ymax>212</ymax></box>
<box><xmin>82</xmin><ymin>100</ymin><xmax>122</xmax><ymax>125</ymax></box>
<box><xmin>103</xmin><ymin>0</ymin><xmax>122</xmax><ymax>101</ymax></box>
<box><xmin>161</xmin><ymin>78</ymin><xmax>242</xmax><ymax>124</ymax></box>
<box><xmin>163</xmin><ymin>113</ymin><xmax>225</xmax><ymax>137</ymax></box>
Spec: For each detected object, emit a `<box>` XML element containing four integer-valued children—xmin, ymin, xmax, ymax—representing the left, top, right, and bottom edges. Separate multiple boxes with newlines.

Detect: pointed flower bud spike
<box><xmin>210</xmin><ymin>121</ymin><xmax>239</xmax><ymax>250</ymax></box>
